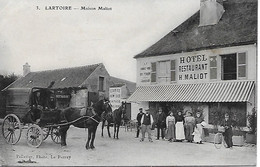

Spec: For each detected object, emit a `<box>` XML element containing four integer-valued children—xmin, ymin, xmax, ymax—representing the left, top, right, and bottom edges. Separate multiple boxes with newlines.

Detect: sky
<box><xmin>0</xmin><ymin>0</ymin><xmax>200</xmax><ymax>82</ymax></box>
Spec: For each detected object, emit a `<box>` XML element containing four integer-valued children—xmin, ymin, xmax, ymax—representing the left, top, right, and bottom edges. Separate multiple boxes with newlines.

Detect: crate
<box><xmin>232</xmin><ymin>136</ymin><xmax>245</xmax><ymax>146</ymax></box>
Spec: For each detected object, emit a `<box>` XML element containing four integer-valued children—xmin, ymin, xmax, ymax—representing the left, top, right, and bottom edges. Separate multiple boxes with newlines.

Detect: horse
<box><xmin>101</xmin><ymin>102</ymin><xmax>127</xmax><ymax>139</ymax></box>
<box><xmin>59</xmin><ymin>99</ymin><xmax>112</xmax><ymax>149</ymax></box>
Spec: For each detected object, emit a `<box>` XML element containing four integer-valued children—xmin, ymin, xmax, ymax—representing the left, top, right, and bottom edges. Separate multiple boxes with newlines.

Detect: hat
<box><xmin>139</xmin><ymin>108</ymin><xmax>143</xmax><ymax>111</ymax></box>
<box><xmin>186</xmin><ymin>110</ymin><xmax>192</xmax><ymax>115</ymax></box>
<box><xmin>145</xmin><ymin>108</ymin><xmax>150</xmax><ymax>111</ymax></box>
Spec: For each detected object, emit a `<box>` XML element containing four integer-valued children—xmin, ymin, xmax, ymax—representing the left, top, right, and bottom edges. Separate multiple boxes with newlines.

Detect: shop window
<box><xmin>237</xmin><ymin>52</ymin><xmax>247</xmax><ymax>78</ymax></box>
<box><xmin>221</xmin><ymin>54</ymin><xmax>237</xmax><ymax>80</ymax></box>
<box><xmin>158</xmin><ymin>60</ymin><xmax>170</xmax><ymax>83</ymax></box>
<box><xmin>210</xmin><ymin>56</ymin><xmax>217</xmax><ymax>79</ymax></box>
<box><xmin>151</xmin><ymin>62</ymin><xmax>156</xmax><ymax>83</ymax></box>
<box><xmin>99</xmin><ymin>76</ymin><xmax>105</xmax><ymax>91</ymax></box>
<box><xmin>170</xmin><ymin>60</ymin><xmax>176</xmax><ymax>81</ymax></box>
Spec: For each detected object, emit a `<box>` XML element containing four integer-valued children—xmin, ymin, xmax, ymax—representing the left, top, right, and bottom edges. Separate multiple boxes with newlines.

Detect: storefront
<box><xmin>128</xmin><ymin>0</ymin><xmax>257</xmax><ymax>128</ymax></box>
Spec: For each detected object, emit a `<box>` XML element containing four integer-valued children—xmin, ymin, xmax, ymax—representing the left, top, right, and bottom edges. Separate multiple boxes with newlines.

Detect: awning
<box><xmin>127</xmin><ymin>81</ymin><xmax>255</xmax><ymax>102</ymax></box>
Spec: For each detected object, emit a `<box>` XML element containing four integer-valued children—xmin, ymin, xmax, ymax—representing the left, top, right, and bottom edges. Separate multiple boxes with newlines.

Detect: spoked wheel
<box><xmin>42</xmin><ymin>127</ymin><xmax>51</xmax><ymax>140</ymax></box>
<box><xmin>51</xmin><ymin>127</ymin><xmax>61</xmax><ymax>144</ymax></box>
<box><xmin>26</xmin><ymin>124</ymin><xmax>43</xmax><ymax>148</ymax></box>
<box><xmin>214</xmin><ymin>133</ymin><xmax>223</xmax><ymax>149</ymax></box>
<box><xmin>2</xmin><ymin>114</ymin><xmax>22</xmax><ymax>145</ymax></box>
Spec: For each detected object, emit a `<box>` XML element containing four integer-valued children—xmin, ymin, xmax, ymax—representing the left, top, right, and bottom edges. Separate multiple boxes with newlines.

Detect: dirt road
<box><xmin>0</xmin><ymin>125</ymin><xmax>256</xmax><ymax>166</ymax></box>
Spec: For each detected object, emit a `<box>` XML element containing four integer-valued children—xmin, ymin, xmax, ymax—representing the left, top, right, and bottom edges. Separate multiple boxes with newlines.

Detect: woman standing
<box><xmin>184</xmin><ymin>111</ymin><xmax>195</xmax><ymax>142</ymax></box>
<box><xmin>175</xmin><ymin>111</ymin><xmax>185</xmax><ymax>142</ymax></box>
<box><xmin>166</xmin><ymin>111</ymin><xmax>176</xmax><ymax>142</ymax></box>
<box><xmin>193</xmin><ymin>111</ymin><xmax>205</xmax><ymax>144</ymax></box>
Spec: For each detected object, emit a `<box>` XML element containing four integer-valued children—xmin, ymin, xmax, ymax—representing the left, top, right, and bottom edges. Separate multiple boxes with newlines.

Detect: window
<box><xmin>210</xmin><ymin>56</ymin><xmax>217</xmax><ymax>79</ymax></box>
<box><xmin>170</xmin><ymin>60</ymin><xmax>176</xmax><ymax>81</ymax></box>
<box><xmin>99</xmin><ymin>76</ymin><xmax>105</xmax><ymax>91</ymax></box>
<box><xmin>221</xmin><ymin>52</ymin><xmax>247</xmax><ymax>80</ymax></box>
<box><xmin>151</xmin><ymin>62</ymin><xmax>156</xmax><ymax>83</ymax></box>
<box><xmin>238</xmin><ymin>52</ymin><xmax>246</xmax><ymax>78</ymax></box>
<box><xmin>221</xmin><ymin>54</ymin><xmax>237</xmax><ymax>80</ymax></box>
<box><xmin>158</xmin><ymin>61</ymin><xmax>170</xmax><ymax>83</ymax></box>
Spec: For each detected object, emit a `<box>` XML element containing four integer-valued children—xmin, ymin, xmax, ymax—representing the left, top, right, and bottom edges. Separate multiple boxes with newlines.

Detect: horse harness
<box><xmin>57</xmin><ymin>107</ymin><xmax>100</xmax><ymax>127</ymax></box>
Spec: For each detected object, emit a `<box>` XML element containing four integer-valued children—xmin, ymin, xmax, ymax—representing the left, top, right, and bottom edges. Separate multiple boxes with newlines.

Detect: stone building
<box><xmin>128</xmin><ymin>0</ymin><xmax>257</xmax><ymax>127</ymax></box>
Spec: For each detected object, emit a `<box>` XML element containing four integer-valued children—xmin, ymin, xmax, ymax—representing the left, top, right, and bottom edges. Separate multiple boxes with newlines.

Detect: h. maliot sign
<box><xmin>178</xmin><ymin>54</ymin><xmax>208</xmax><ymax>81</ymax></box>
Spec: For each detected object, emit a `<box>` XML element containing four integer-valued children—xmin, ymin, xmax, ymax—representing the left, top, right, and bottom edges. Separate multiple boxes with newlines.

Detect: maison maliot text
<box><xmin>178</xmin><ymin>54</ymin><xmax>208</xmax><ymax>81</ymax></box>
<box><xmin>40</xmin><ymin>6</ymin><xmax>112</xmax><ymax>10</ymax></box>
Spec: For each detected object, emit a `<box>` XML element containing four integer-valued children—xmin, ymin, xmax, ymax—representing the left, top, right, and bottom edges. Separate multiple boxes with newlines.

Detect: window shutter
<box><xmin>151</xmin><ymin>62</ymin><xmax>156</xmax><ymax>83</ymax></box>
<box><xmin>170</xmin><ymin>60</ymin><xmax>176</xmax><ymax>81</ymax></box>
<box><xmin>209</xmin><ymin>56</ymin><xmax>217</xmax><ymax>79</ymax></box>
<box><xmin>237</xmin><ymin>52</ymin><xmax>246</xmax><ymax>78</ymax></box>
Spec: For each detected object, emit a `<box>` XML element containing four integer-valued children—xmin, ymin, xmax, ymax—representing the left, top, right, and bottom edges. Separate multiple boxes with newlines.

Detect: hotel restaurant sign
<box><xmin>139</xmin><ymin>54</ymin><xmax>209</xmax><ymax>83</ymax></box>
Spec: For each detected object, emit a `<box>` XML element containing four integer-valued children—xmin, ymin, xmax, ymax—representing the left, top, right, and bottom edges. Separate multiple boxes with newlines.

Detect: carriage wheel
<box><xmin>51</xmin><ymin>127</ymin><xmax>61</xmax><ymax>144</ymax></box>
<box><xmin>2</xmin><ymin>114</ymin><xmax>22</xmax><ymax>145</ymax></box>
<box><xmin>26</xmin><ymin>124</ymin><xmax>43</xmax><ymax>148</ymax></box>
<box><xmin>42</xmin><ymin>127</ymin><xmax>50</xmax><ymax>140</ymax></box>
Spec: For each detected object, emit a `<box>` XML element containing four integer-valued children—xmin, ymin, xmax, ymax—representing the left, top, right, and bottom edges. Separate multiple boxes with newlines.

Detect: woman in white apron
<box><xmin>175</xmin><ymin>111</ymin><xmax>185</xmax><ymax>141</ymax></box>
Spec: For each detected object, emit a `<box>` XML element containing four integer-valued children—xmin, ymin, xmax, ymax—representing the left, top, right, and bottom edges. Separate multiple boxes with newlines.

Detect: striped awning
<box><xmin>127</xmin><ymin>81</ymin><xmax>255</xmax><ymax>102</ymax></box>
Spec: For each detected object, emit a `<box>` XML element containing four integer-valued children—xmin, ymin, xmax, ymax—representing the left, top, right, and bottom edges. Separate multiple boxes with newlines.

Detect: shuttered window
<box><xmin>170</xmin><ymin>60</ymin><xmax>176</xmax><ymax>81</ymax></box>
<box><xmin>237</xmin><ymin>52</ymin><xmax>247</xmax><ymax>78</ymax></box>
<box><xmin>151</xmin><ymin>62</ymin><xmax>156</xmax><ymax>83</ymax></box>
<box><xmin>210</xmin><ymin>56</ymin><xmax>217</xmax><ymax>79</ymax></box>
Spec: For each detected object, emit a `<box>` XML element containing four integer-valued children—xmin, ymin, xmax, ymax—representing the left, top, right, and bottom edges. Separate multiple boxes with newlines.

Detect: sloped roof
<box><xmin>7</xmin><ymin>64</ymin><xmax>102</xmax><ymax>89</ymax></box>
<box><xmin>134</xmin><ymin>0</ymin><xmax>257</xmax><ymax>58</ymax></box>
<box><xmin>110</xmin><ymin>76</ymin><xmax>136</xmax><ymax>94</ymax></box>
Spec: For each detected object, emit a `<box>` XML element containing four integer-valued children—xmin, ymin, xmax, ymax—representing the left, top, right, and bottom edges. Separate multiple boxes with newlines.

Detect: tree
<box><xmin>0</xmin><ymin>73</ymin><xmax>20</xmax><ymax>91</ymax></box>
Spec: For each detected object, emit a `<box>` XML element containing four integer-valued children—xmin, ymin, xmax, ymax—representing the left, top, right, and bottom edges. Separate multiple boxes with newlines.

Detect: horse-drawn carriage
<box><xmin>1</xmin><ymin>87</ymin><xmax>65</xmax><ymax>147</ymax></box>
<box><xmin>2</xmin><ymin>87</ymin><xmax>112</xmax><ymax>149</ymax></box>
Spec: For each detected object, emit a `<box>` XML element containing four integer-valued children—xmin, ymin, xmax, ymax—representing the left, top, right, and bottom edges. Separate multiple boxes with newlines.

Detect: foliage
<box><xmin>247</xmin><ymin>107</ymin><xmax>257</xmax><ymax>134</ymax></box>
<box><xmin>189</xmin><ymin>102</ymin><xmax>204</xmax><ymax>117</ymax></box>
<box><xmin>166</xmin><ymin>102</ymin><xmax>185</xmax><ymax>115</ymax></box>
<box><xmin>209</xmin><ymin>105</ymin><xmax>224</xmax><ymax>127</ymax></box>
<box><xmin>0</xmin><ymin>73</ymin><xmax>19</xmax><ymax>91</ymax></box>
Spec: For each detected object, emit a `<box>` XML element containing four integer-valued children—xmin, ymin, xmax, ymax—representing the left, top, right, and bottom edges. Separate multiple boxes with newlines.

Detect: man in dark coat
<box><xmin>156</xmin><ymin>107</ymin><xmax>166</xmax><ymax>140</ymax></box>
<box><xmin>135</xmin><ymin>108</ymin><xmax>144</xmax><ymax>138</ymax></box>
<box><xmin>221</xmin><ymin>113</ymin><xmax>234</xmax><ymax>148</ymax></box>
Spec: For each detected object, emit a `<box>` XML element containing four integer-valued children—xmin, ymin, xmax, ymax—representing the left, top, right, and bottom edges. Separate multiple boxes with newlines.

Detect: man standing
<box><xmin>155</xmin><ymin>107</ymin><xmax>166</xmax><ymax>140</ymax></box>
<box><xmin>221</xmin><ymin>113</ymin><xmax>234</xmax><ymax>148</ymax></box>
<box><xmin>135</xmin><ymin>108</ymin><xmax>144</xmax><ymax>138</ymax></box>
<box><xmin>140</xmin><ymin>108</ymin><xmax>154</xmax><ymax>142</ymax></box>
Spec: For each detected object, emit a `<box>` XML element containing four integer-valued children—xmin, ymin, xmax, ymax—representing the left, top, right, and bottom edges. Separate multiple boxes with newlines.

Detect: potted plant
<box><xmin>246</xmin><ymin>107</ymin><xmax>257</xmax><ymax>144</ymax></box>
<box><xmin>204</xmin><ymin>105</ymin><xmax>223</xmax><ymax>143</ymax></box>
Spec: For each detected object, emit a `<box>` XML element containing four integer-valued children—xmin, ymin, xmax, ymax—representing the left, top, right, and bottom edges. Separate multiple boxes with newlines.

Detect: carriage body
<box><xmin>2</xmin><ymin>87</ymin><xmax>61</xmax><ymax>147</ymax></box>
<box><xmin>5</xmin><ymin>88</ymin><xmax>31</xmax><ymax>121</ymax></box>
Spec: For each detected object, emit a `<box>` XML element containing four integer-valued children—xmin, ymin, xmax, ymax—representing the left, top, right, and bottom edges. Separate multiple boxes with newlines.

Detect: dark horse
<box><xmin>59</xmin><ymin>99</ymin><xmax>112</xmax><ymax>149</ymax></box>
<box><xmin>101</xmin><ymin>102</ymin><xmax>126</xmax><ymax>139</ymax></box>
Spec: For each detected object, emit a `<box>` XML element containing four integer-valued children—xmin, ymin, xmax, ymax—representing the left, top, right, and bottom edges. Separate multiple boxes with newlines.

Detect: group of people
<box><xmin>135</xmin><ymin>107</ymin><xmax>234</xmax><ymax>148</ymax></box>
<box><xmin>135</xmin><ymin>107</ymin><xmax>205</xmax><ymax>143</ymax></box>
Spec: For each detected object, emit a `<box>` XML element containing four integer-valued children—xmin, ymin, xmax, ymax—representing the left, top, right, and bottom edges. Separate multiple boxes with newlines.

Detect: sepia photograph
<box><xmin>0</xmin><ymin>0</ymin><xmax>257</xmax><ymax>166</ymax></box>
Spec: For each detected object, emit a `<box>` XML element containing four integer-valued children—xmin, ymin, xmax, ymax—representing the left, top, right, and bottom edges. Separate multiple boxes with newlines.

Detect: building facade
<box><xmin>128</xmin><ymin>0</ymin><xmax>257</xmax><ymax>127</ymax></box>
<box><xmin>109</xmin><ymin>79</ymin><xmax>137</xmax><ymax>120</ymax></box>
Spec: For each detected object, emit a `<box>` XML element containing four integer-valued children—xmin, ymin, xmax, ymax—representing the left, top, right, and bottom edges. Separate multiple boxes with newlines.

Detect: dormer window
<box><xmin>61</xmin><ymin>77</ymin><xmax>66</xmax><ymax>82</ymax></box>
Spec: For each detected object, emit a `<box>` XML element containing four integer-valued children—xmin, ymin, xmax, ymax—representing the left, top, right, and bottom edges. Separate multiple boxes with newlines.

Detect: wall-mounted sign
<box><xmin>139</xmin><ymin>62</ymin><xmax>151</xmax><ymax>83</ymax></box>
<box><xmin>56</xmin><ymin>94</ymin><xmax>70</xmax><ymax>99</ymax></box>
<box><xmin>109</xmin><ymin>88</ymin><xmax>122</xmax><ymax>111</ymax></box>
<box><xmin>178</xmin><ymin>54</ymin><xmax>208</xmax><ymax>81</ymax></box>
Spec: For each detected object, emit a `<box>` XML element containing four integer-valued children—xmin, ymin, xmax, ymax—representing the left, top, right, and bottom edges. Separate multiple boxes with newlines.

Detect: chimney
<box><xmin>23</xmin><ymin>62</ymin><xmax>31</xmax><ymax>76</ymax></box>
<box><xmin>199</xmin><ymin>0</ymin><xmax>225</xmax><ymax>26</ymax></box>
